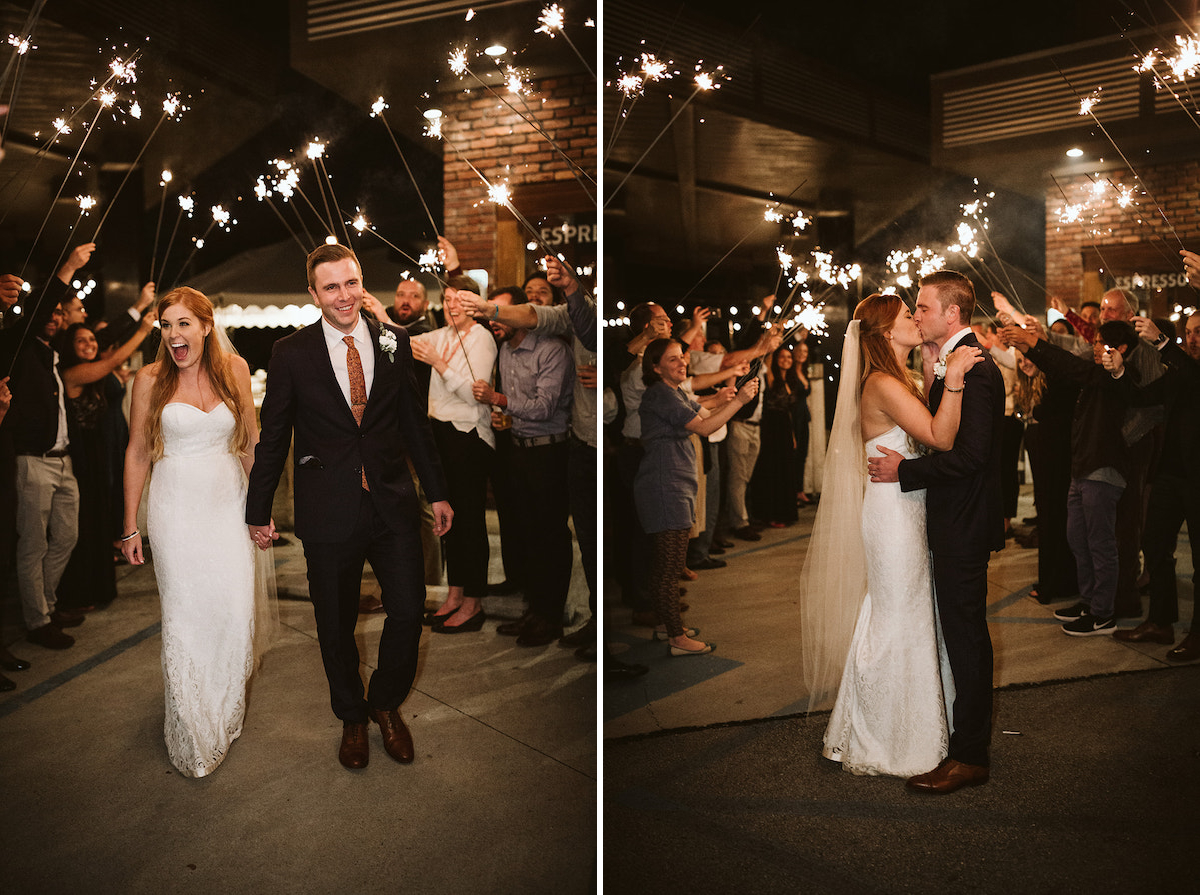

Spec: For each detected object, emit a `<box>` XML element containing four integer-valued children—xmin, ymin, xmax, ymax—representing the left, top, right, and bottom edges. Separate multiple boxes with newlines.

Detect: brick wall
<box><xmin>1045</xmin><ymin>158</ymin><xmax>1200</xmax><ymax>302</ymax></box>
<box><xmin>441</xmin><ymin>73</ymin><xmax>596</xmax><ymax>274</ymax></box>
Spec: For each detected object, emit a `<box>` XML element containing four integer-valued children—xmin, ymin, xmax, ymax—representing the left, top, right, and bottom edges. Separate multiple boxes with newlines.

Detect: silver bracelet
<box><xmin>120</xmin><ymin>529</ymin><xmax>139</xmax><ymax>542</ymax></box>
<box><xmin>944</xmin><ymin>385</ymin><xmax>964</xmax><ymax>393</ymax></box>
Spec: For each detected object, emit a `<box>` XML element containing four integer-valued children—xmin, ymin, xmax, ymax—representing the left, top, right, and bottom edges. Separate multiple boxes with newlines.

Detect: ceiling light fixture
<box><xmin>1066</xmin><ymin>147</ymin><xmax>1084</xmax><ymax>158</ymax></box>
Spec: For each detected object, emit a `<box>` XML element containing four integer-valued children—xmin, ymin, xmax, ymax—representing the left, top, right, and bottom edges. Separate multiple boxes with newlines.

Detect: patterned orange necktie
<box><xmin>344</xmin><ymin>335</ymin><xmax>369</xmax><ymax>490</ymax></box>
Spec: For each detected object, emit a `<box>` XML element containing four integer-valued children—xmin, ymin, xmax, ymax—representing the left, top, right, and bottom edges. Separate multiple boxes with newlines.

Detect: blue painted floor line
<box><xmin>0</xmin><ymin>621</ymin><xmax>161</xmax><ymax>720</ymax></box>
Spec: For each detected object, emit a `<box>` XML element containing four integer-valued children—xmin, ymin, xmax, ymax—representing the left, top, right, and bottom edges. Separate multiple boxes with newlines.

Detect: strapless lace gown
<box><xmin>822</xmin><ymin>425</ymin><xmax>954</xmax><ymax>777</ymax></box>
<box><xmin>149</xmin><ymin>403</ymin><xmax>255</xmax><ymax>777</ymax></box>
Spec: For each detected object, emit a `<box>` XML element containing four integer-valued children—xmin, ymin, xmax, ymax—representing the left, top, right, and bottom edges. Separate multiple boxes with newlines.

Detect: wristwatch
<box><xmin>1153</xmin><ymin>332</ymin><xmax>1169</xmax><ymax>348</ymax></box>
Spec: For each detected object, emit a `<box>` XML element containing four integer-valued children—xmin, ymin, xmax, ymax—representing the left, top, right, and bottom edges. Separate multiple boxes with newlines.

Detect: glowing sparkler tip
<box><xmin>130</xmin><ymin>102</ymin><xmax>142</xmax><ymax>119</ymax></box>
<box><xmin>307</xmin><ymin>141</ymin><xmax>326</xmax><ymax>160</ymax></box>
<box><xmin>488</xmin><ymin>182</ymin><xmax>512</xmax><ymax>206</ymax></box>
<box><xmin>8</xmin><ymin>34</ymin><xmax>33</xmax><ymax>55</ymax></box>
<box><xmin>448</xmin><ymin>48</ymin><xmax>468</xmax><ymax>76</ymax></box>
<box><xmin>98</xmin><ymin>89</ymin><xmax>117</xmax><ymax>108</ymax></box>
<box><xmin>353</xmin><ymin>215</ymin><xmax>368</xmax><ymax>233</ymax></box>
<box><xmin>77</xmin><ymin>195</ymin><xmax>96</xmax><ymax>212</ymax></box>
<box><xmin>370</xmin><ymin>97</ymin><xmax>388</xmax><ymax>117</ymax></box>
<box><xmin>694</xmin><ymin>72</ymin><xmax>715</xmax><ymax>91</ymax></box>
<box><xmin>161</xmin><ymin>170</ymin><xmax>172</xmax><ymax>183</ymax></box>
<box><xmin>178</xmin><ymin>195</ymin><xmax>194</xmax><ymax>213</ymax></box>
<box><xmin>109</xmin><ymin>58</ymin><xmax>137</xmax><ymax>84</ymax></box>
<box><xmin>536</xmin><ymin>4</ymin><xmax>565</xmax><ymax>35</ymax></box>
<box><xmin>52</xmin><ymin>117</ymin><xmax>70</xmax><ymax>135</ymax></box>
<box><xmin>324</xmin><ymin>235</ymin><xmax>339</xmax><ymax>246</ymax></box>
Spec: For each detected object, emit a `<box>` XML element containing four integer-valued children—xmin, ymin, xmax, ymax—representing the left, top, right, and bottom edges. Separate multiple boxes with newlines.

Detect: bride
<box><xmin>120</xmin><ymin>287</ymin><xmax>277</xmax><ymax>777</ymax></box>
<box><xmin>800</xmin><ymin>293</ymin><xmax>981</xmax><ymax>777</ymax></box>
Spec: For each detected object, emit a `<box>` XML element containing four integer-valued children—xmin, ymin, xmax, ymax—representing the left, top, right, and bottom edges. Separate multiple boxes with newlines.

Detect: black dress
<box><xmin>749</xmin><ymin>380</ymin><xmax>799</xmax><ymax>525</ymax></box>
<box><xmin>57</xmin><ymin>387</ymin><xmax>118</xmax><ymax>610</ymax></box>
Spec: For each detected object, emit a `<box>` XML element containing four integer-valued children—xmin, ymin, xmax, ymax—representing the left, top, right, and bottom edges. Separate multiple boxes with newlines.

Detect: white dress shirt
<box><xmin>321</xmin><ymin>315</ymin><xmax>375</xmax><ymax>409</ymax></box>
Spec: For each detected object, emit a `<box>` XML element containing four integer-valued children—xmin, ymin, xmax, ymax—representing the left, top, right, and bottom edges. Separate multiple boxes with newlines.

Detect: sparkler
<box><xmin>448</xmin><ymin>52</ymin><xmax>596</xmax><ymax>198</ymax></box>
<box><xmin>606</xmin><ymin>52</ymin><xmax>677</xmax><ymax>156</ymax></box>
<box><xmin>90</xmin><ymin>93</ymin><xmax>187</xmax><ymax>241</ymax></box>
<box><xmin>148</xmin><ymin>170</ymin><xmax>171</xmax><ymax>284</ymax></box>
<box><xmin>254</xmin><ymin>175</ymin><xmax>310</xmax><ymax>254</ymax></box>
<box><xmin>153</xmin><ymin>193</ymin><xmax>194</xmax><ymax>292</ymax></box>
<box><xmin>166</xmin><ymin>204</ymin><xmax>237</xmax><ymax>291</ymax></box>
<box><xmin>305</xmin><ymin>140</ymin><xmax>351</xmax><ymax>244</ymax></box>
<box><xmin>676</xmin><ymin>181</ymin><xmax>807</xmax><ymax>304</ymax></box>
<box><xmin>370</xmin><ymin>97</ymin><xmax>442</xmax><ymax>239</ymax></box>
<box><xmin>535</xmin><ymin>4</ymin><xmax>595</xmax><ymax>79</ymax></box>
<box><xmin>1058</xmin><ymin>63</ymin><xmax>1188</xmax><ymax>250</ymax></box>
<box><xmin>0</xmin><ymin>0</ymin><xmax>47</xmax><ymax>100</ymax></box>
<box><xmin>605</xmin><ymin>66</ymin><xmax>725</xmax><ymax>208</ymax></box>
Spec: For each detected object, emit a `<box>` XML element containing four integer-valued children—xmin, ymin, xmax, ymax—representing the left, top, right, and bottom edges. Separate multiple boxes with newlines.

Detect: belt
<box><xmin>19</xmin><ymin>449</ymin><xmax>69</xmax><ymax>458</ymax></box>
<box><xmin>513</xmin><ymin>431</ymin><xmax>569</xmax><ymax>449</ymax></box>
<box><xmin>733</xmin><ymin>419</ymin><xmax>760</xmax><ymax>427</ymax></box>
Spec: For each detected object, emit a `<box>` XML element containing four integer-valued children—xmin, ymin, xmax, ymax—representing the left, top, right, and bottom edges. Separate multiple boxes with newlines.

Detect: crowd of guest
<box><xmin>0</xmin><ymin>236</ymin><xmax>597</xmax><ymax>692</ymax></box>
<box><xmin>603</xmin><ymin>296</ymin><xmax>820</xmax><ymax>675</ymax></box>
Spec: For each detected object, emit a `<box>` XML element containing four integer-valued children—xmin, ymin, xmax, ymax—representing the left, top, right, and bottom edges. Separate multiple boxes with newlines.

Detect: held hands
<box><xmin>431</xmin><ymin>500</ymin><xmax>453</xmax><ymax>537</ymax></box>
<box><xmin>1133</xmin><ymin>317</ymin><xmax>1162</xmax><ymax>344</ymax></box>
<box><xmin>0</xmin><ymin>273</ymin><xmax>21</xmax><ymax>308</ymax></box>
<box><xmin>360</xmin><ymin>289</ymin><xmax>388</xmax><ymax>321</ymax></box>
<box><xmin>1100</xmin><ymin>345</ymin><xmax>1125</xmax><ymax>375</ymax></box>
<box><xmin>736</xmin><ymin>377</ymin><xmax>759</xmax><ymax>405</ymax></box>
<box><xmin>455</xmin><ymin>289</ymin><xmax>487</xmax><ymax>319</ymax></box>
<box><xmin>471</xmin><ymin>379</ymin><xmax>497</xmax><ymax>404</ymax></box>
<box><xmin>999</xmin><ymin>323</ymin><xmax>1037</xmax><ymax>352</ymax></box>
<box><xmin>867</xmin><ymin>446</ymin><xmax>903</xmax><ymax>483</ymax></box>
<box><xmin>944</xmin><ymin>345</ymin><xmax>984</xmax><ymax>387</ymax></box>
<box><xmin>543</xmin><ymin>255</ymin><xmax>578</xmax><ymax>295</ymax></box>
<box><xmin>249</xmin><ymin>521</ymin><xmax>278</xmax><ymax>551</ymax></box>
<box><xmin>437</xmin><ymin>236</ymin><xmax>460</xmax><ymax>272</ymax></box>
<box><xmin>1181</xmin><ymin>249</ymin><xmax>1200</xmax><ymax>283</ymax></box>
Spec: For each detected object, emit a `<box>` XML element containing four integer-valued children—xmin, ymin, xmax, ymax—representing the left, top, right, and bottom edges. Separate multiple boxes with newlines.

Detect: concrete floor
<box><xmin>603</xmin><ymin>486</ymin><xmax>1199</xmax><ymax>892</ymax></box>
<box><xmin>1</xmin><ymin>514</ymin><xmax>596</xmax><ymax>895</ymax></box>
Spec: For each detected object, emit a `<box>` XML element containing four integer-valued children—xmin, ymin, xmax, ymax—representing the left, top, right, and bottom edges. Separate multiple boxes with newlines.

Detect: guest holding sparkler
<box><xmin>792</xmin><ymin>339</ymin><xmax>814</xmax><ymax>506</ymax></box>
<box><xmin>1000</xmin><ymin>319</ymin><xmax>1139</xmax><ymax>636</ymax></box>
<box><xmin>1113</xmin><ymin>312</ymin><xmax>1200</xmax><ymax>660</ymax></box>
<box><xmin>749</xmin><ymin>345</ymin><xmax>801</xmax><ymax>528</ymax></box>
<box><xmin>1</xmin><ymin>243</ymin><xmax>96</xmax><ymax>649</ymax></box>
<box><xmin>410</xmin><ymin>276</ymin><xmax>497</xmax><ymax>632</ymax></box>
<box><xmin>636</xmin><ymin>338</ymin><xmax>758</xmax><ymax>655</ymax></box>
<box><xmin>55</xmin><ymin>315</ymin><xmax>155</xmax><ymax>611</ymax></box>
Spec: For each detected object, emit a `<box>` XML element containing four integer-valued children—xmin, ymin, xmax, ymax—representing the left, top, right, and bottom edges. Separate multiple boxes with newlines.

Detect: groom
<box><xmin>247</xmin><ymin>243</ymin><xmax>452</xmax><ymax>770</ymax></box>
<box><xmin>869</xmin><ymin>270</ymin><xmax>1004</xmax><ymax>793</ymax></box>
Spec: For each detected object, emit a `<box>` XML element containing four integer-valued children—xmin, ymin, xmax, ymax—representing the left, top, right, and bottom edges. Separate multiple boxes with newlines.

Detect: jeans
<box><xmin>1065</xmin><ymin>477</ymin><xmax>1124</xmax><ymax>619</ymax></box>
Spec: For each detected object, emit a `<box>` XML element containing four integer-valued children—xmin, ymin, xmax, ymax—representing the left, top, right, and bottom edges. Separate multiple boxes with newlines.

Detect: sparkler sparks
<box><xmin>307</xmin><ymin>141</ymin><xmax>326</xmax><ymax>160</ymax></box>
<box><xmin>178</xmin><ymin>195</ymin><xmax>194</xmax><ymax>216</ymax></box>
<box><xmin>641</xmin><ymin>53</ymin><xmax>670</xmax><ymax>82</ymax></box>
<box><xmin>418</xmin><ymin>247</ymin><xmax>440</xmax><ymax>273</ymax></box>
<box><xmin>352</xmin><ymin>214</ymin><xmax>368</xmax><ymax>233</ymax></box>
<box><xmin>1078</xmin><ymin>88</ymin><xmax>1101</xmax><ymax>116</ymax></box>
<box><xmin>370</xmin><ymin>96</ymin><xmax>388</xmax><ymax>117</ymax></box>
<box><xmin>97</xmin><ymin>89</ymin><xmax>117</xmax><ymax>108</ymax></box>
<box><xmin>51</xmin><ymin>117</ymin><xmax>69</xmax><ymax>136</ymax></box>
<box><xmin>448</xmin><ymin>48</ymin><xmax>468</xmax><ymax>76</ymax></box>
<box><xmin>536</xmin><ymin>4</ymin><xmax>565</xmax><ymax>36</ymax></box>
<box><xmin>505</xmin><ymin>67</ymin><xmax>528</xmax><ymax>95</ymax></box>
<box><xmin>109</xmin><ymin>57</ymin><xmax>137</xmax><ymax>83</ymax></box>
<box><xmin>487</xmin><ymin>182</ymin><xmax>512</xmax><ymax>207</ymax></box>
<box><xmin>129</xmin><ymin>102</ymin><xmax>141</xmax><ymax>119</ymax></box>
<box><xmin>8</xmin><ymin>34</ymin><xmax>34</xmax><ymax>55</ymax></box>
<box><xmin>77</xmin><ymin>195</ymin><xmax>96</xmax><ymax>212</ymax></box>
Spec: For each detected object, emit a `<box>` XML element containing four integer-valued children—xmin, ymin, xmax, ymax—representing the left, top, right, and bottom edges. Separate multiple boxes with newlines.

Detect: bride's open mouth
<box><xmin>171</xmin><ymin>342</ymin><xmax>189</xmax><ymax>363</ymax></box>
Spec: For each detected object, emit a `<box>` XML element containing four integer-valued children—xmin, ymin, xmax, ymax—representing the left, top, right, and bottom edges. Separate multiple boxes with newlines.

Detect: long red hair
<box><xmin>853</xmin><ymin>293</ymin><xmax>925</xmax><ymax>404</ymax></box>
<box><xmin>145</xmin><ymin>287</ymin><xmax>250</xmax><ymax>461</ymax></box>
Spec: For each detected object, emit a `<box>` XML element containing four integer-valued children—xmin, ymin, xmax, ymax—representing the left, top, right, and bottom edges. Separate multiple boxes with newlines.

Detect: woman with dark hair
<box><xmin>635</xmin><ymin>338</ymin><xmax>757</xmax><ymax>655</ymax></box>
<box><xmin>792</xmin><ymin>340</ymin><xmax>814</xmax><ymax>504</ymax></box>
<box><xmin>800</xmin><ymin>293</ymin><xmax>982</xmax><ymax>777</ymax></box>
<box><xmin>121</xmin><ymin>287</ymin><xmax>277</xmax><ymax>777</ymax></box>
<box><xmin>749</xmin><ymin>346</ymin><xmax>800</xmax><ymax>527</ymax></box>
<box><xmin>55</xmin><ymin>316</ymin><xmax>155</xmax><ymax>611</ymax></box>
<box><xmin>1014</xmin><ymin>353</ymin><xmax>1079</xmax><ymax>602</ymax></box>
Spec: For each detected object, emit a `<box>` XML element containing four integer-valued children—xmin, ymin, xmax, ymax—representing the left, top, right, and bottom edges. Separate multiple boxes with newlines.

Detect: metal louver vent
<box><xmin>306</xmin><ymin>0</ymin><xmax>525</xmax><ymax>41</ymax></box>
<box><xmin>941</xmin><ymin>57</ymin><xmax>1140</xmax><ymax>147</ymax></box>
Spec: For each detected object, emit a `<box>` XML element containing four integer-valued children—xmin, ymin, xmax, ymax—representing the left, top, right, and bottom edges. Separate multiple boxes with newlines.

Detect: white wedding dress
<box><xmin>821</xmin><ymin>425</ymin><xmax>955</xmax><ymax>777</ymax></box>
<box><xmin>149</xmin><ymin>402</ymin><xmax>256</xmax><ymax>778</ymax></box>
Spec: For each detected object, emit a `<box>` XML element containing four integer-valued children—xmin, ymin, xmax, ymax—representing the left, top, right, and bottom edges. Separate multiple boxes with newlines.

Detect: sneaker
<box><xmin>1053</xmin><ymin>601</ymin><xmax>1089</xmax><ymax>622</ymax></box>
<box><xmin>1062</xmin><ymin>613</ymin><xmax>1116</xmax><ymax>637</ymax></box>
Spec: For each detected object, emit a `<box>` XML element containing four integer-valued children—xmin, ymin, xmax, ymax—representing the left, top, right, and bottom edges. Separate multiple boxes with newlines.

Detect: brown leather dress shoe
<box><xmin>497</xmin><ymin>611</ymin><xmax>533</xmax><ymax>637</ymax></box>
<box><xmin>49</xmin><ymin>609</ymin><xmax>85</xmax><ymax>628</ymax></box>
<box><xmin>358</xmin><ymin>594</ymin><xmax>384</xmax><ymax>614</ymax></box>
<box><xmin>369</xmin><ymin>708</ymin><xmax>414</xmax><ymax>764</ymax></box>
<box><xmin>1167</xmin><ymin>631</ymin><xmax>1200</xmax><ymax>662</ymax></box>
<box><xmin>906</xmin><ymin>758</ymin><xmax>990</xmax><ymax>794</ymax></box>
<box><xmin>1113</xmin><ymin>621</ymin><xmax>1175</xmax><ymax>645</ymax></box>
<box><xmin>339</xmin><ymin>721</ymin><xmax>369</xmax><ymax>769</ymax></box>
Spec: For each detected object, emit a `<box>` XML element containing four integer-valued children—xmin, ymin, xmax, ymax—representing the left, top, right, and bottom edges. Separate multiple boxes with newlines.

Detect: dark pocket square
<box><xmin>298</xmin><ymin>455</ymin><xmax>324</xmax><ymax>469</ymax></box>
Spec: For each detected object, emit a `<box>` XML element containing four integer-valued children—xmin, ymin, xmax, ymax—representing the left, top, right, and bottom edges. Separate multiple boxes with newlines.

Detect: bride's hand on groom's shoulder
<box><xmin>946</xmin><ymin>345</ymin><xmax>984</xmax><ymax>382</ymax></box>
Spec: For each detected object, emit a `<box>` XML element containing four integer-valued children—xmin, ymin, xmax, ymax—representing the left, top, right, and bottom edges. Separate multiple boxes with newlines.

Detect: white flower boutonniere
<box><xmin>933</xmin><ymin>360</ymin><xmax>947</xmax><ymax>380</ymax></box>
<box><xmin>378</xmin><ymin>328</ymin><xmax>397</xmax><ymax>364</ymax></box>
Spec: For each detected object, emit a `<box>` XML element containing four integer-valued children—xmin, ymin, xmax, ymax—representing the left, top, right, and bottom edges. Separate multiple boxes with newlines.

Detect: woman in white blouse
<box><xmin>409</xmin><ymin>276</ymin><xmax>498</xmax><ymax>632</ymax></box>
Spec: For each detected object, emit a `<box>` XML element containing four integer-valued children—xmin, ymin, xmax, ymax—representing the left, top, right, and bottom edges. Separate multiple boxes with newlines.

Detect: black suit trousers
<box><xmin>303</xmin><ymin>489</ymin><xmax>425</xmax><ymax>722</ymax></box>
<box><xmin>932</xmin><ymin>548</ymin><xmax>994</xmax><ymax>767</ymax></box>
<box><xmin>1143</xmin><ymin>472</ymin><xmax>1200</xmax><ymax>627</ymax></box>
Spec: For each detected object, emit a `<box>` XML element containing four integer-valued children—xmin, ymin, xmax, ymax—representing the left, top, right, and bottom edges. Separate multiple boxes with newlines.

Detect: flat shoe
<box><xmin>669</xmin><ymin>641</ymin><xmax>715</xmax><ymax>657</ymax></box>
<box><xmin>653</xmin><ymin>627</ymin><xmax>698</xmax><ymax>641</ymax></box>
<box><xmin>432</xmin><ymin>610</ymin><xmax>486</xmax><ymax>633</ymax></box>
<box><xmin>0</xmin><ymin>650</ymin><xmax>30</xmax><ymax>672</ymax></box>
